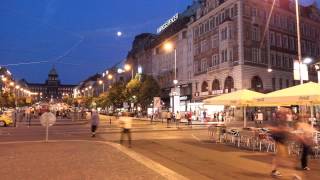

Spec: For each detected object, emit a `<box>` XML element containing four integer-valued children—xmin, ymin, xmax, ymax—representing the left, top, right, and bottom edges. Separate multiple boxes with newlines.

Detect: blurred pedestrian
<box><xmin>187</xmin><ymin>112</ymin><xmax>192</xmax><ymax>127</ymax></box>
<box><xmin>176</xmin><ymin>111</ymin><xmax>181</xmax><ymax>128</ymax></box>
<box><xmin>90</xmin><ymin>109</ymin><xmax>100</xmax><ymax>137</ymax></box>
<box><xmin>286</xmin><ymin>110</ymin><xmax>293</xmax><ymax>128</ymax></box>
<box><xmin>295</xmin><ymin>121</ymin><xmax>314</xmax><ymax>171</ymax></box>
<box><xmin>166</xmin><ymin>111</ymin><xmax>172</xmax><ymax>128</ymax></box>
<box><xmin>255</xmin><ymin>110</ymin><xmax>263</xmax><ymax>127</ymax></box>
<box><xmin>268</xmin><ymin>107</ymin><xmax>297</xmax><ymax>178</ymax></box>
<box><xmin>120</xmin><ymin>116</ymin><xmax>132</xmax><ymax>147</ymax></box>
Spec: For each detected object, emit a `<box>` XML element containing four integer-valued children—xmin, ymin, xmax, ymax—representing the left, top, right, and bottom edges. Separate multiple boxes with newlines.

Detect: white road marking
<box><xmin>0</xmin><ymin>140</ymin><xmax>189</xmax><ymax>180</ymax></box>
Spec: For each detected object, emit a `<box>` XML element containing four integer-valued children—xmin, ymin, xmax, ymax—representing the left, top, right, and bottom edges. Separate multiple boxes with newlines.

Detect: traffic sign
<box><xmin>40</xmin><ymin>112</ymin><xmax>56</xmax><ymax>127</ymax></box>
<box><xmin>40</xmin><ymin>112</ymin><xmax>56</xmax><ymax>142</ymax></box>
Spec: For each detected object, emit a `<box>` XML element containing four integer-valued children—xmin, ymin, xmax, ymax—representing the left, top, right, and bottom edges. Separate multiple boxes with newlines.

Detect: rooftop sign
<box><xmin>157</xmin><ymin>13</ymin><xmax>179</xmax><ymax>34</ymax></box>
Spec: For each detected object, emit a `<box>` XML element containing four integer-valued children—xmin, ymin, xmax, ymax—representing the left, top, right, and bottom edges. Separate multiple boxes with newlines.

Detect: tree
<box><xmin>106</xmin><ymin>82</ymin><xmax>126</xmax><ymax>109</ymax></box>
<box><xmin>62</xmin><ymin>96</ymin><xmax>74</xmax><ymax>106</ymax></box>
<box><xmin>94</xmin><ymin>92</ymin><xmax>108</xmax><ymax>108</ymax></box>
<box><xmin>125</xmin><ymin>77</ymin><xmax>142</xmax><ymax>106</ymax></box>
<box><xmin>0</xmin><ymin>92</ymin><xmax>15</xmax><ymax>108</ymax></box>
<box><xmin>137</xmin><ymin>75</ymin><xmax>160</xmax><ymax>110</ymax></box>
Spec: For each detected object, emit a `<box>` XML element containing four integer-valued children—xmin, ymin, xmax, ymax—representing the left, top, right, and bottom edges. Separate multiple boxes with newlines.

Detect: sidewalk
<box><xmin>16</xmin><ymin>118</ymin><xmax>88</xmax><ymax>126</ymax></box>
<box><xmin>0</xmin><ymin>141</ymin><xmax>165</xmax><ymax>180</ymax></box>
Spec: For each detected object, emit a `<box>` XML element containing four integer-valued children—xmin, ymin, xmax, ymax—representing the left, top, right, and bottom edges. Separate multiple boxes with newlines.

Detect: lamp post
<box><xmin>124</xmin><ymin>64</ymin><xmax>134</xmax><ymax>80</ymax></box>
<box><xmin>315</xmin><ymin>63</ymin><xmax>320</xmax><ymax>83</ymax></box>
<box><xmin>98</xmin><ymin>80</ymin><xmax>104</xmax><ymax>93</ymax></box>
<box><xmin>164</xmin><ymin>42</ymin><xmax>179</xmax><ymax>113</ymax></box>
<box><xmin>89</xmin><ymin>86</ymin><xmax>93</xmax><ymax>97</ymax></box>
<box><xmin>293</xmin><ymin>0</ymin><xmax>303</xmax><ymax>85</ymax></box>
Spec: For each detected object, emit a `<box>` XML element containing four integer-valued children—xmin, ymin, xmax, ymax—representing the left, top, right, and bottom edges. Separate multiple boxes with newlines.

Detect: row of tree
<box><xmin>0</xmin><ymin>92</ymin><xmax>30</xmax><ymax>108</ymax></box>
<box><xmin>68</xmin><ymin>74</ymin><xmax>161</xmax><ymax>111</ymax></box>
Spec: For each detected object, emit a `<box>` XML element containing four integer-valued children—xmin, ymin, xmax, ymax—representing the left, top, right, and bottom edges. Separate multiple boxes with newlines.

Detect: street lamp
<box><xmin>315</xmin><ymin>63</ymin><xmax>320</xmax><ymax>83</ymax></box>
<box><xmin>164</xmin><ymin>41</ymin><xmax>179</xmax><ymax>113</ymax></box>
<box><xmin>98</xmin><ymin>80</ymin><xmax>105</xmax><ymax>93</ymax></box>
<box><xmin>124</xmin><ymin>64</ymin><xmax>134</xmax><ymax>79</ymax></box>
<box><xmin>9</xmin><ymin>81</ymin><xmax>15</xmax><ymax>87</ymax></box>
<box><xmin>163</xmin><ymin>42</ymin><xmax>178</xmax><ymax>85</ymax></box>
<box><xmin>1</xmin><ymin>76</ymin><xmax>7</xmax><ymax>82</ymax></box>
<box><xmin>303</xmin><ymin>57</ymin><xmax>313</xmax><ymax>65</ymax></box>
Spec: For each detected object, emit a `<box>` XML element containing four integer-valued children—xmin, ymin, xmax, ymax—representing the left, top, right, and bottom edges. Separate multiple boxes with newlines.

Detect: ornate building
<box><xmin>191</xmin><ymin>0</ymin><xmax>320</xmax><ymax>101</ymax></box>
<box><xmin>27</xmin><ymin>67</ymin><xmax>76</xmax><ymax>100</ymax></box>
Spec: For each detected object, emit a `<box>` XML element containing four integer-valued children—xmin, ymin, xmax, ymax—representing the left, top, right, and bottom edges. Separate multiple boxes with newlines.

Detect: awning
<box><xmin>253</xmin><ymin>82</ymin><xmax>320</xmax><ymax>106</ymax></box>
<box><xmin>203</xmin><ymin>89</ymin><xmax>264</xmax><ymax>106</ymax></box>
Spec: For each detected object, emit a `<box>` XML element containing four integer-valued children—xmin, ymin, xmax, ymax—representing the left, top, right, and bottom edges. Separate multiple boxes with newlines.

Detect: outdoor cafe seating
<box><xmin>205</xmin><ymin>82</ymin><xmax>320</xmax><ymax>158</ymax></box>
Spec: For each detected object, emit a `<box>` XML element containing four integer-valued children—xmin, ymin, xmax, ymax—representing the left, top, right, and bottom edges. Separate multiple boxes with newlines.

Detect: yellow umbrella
<box><xmin>254</xmin><ymin>82</ymin><xmax>320</xmax><ymax>106</ymax></box>
<box><xmin>204</xmin><ymin>89</ymin><xmax>265</xmax><ymax>128</ymax></box>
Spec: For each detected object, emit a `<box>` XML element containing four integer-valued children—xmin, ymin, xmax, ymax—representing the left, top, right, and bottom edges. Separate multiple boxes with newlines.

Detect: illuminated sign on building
<box><xmin>294</xmin><ymin>60</ymin><xmax>309</xmax><ymax>81</ymax></box>
<box><xmin>157</xmin><ymin>13</ymin><xmax>179</xmax><ymax>34</ymax></box>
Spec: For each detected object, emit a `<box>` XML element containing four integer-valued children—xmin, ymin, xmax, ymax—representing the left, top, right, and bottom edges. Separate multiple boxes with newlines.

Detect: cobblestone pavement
<box><xmin>0</xmin><ymin>118</ymin><xmax>319</xmax><ymax>180</ymax></box>
<box><xmin>0</xmin><ymin>141</ymin><xmax>166</xmax><ymax>180</ymax></box>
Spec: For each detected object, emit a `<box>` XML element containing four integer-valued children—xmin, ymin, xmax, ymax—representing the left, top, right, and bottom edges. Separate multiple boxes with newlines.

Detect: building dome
<box><xmin>49</xmin><ymin>66</ymin><xmax>58</xmax><ymax>76</ymax></box>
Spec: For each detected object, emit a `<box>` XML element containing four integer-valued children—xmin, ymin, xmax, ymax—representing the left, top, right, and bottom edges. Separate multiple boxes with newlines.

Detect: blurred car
<box><xmin>0</xmin><ymin>112</ymin><xmax>13</xmax><ymax>127</ymax></box>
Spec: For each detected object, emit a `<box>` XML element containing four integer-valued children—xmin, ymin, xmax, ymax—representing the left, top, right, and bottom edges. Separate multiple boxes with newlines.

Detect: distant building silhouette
<box><xmin>26</xmin><ymin>66</ymin><xmax>76</xmax><ymax>100</ymax></box>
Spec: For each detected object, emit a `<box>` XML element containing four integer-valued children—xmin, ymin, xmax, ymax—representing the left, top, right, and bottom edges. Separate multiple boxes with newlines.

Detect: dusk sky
<box><xmin>0</xmin><ymin>0</ymin><xmax>317</xmax><ymax>84</ymax></box>
<box><xmin>0</xmin><ymin>0</ymin><xmax>192</xmax><ymax>84</ymax></box>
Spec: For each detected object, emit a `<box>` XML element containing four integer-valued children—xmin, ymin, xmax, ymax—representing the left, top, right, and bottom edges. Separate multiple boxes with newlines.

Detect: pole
<box><xmin>310</xmin><ymin>105</ymin><xmax>315</xmax><ymax>128</ymax></box>
<box><xmin>102</xmin><ymin>83</ymin><xmax>105</xmax><ymax>93</ymax></box>
<box><xmin>243</xmin><ymin>106</ymin><xmax>247</xmax><ymax>128</ymax></box>
<box><xmin>295</xmin><ymin>0</ymin><xmax>303</xmax><ymax>85</ymax></box>
<box><xmin>131</xmin><ymin>69</ymin><xmax>134</xmax><ymax>80</ymax></box>
<box><xmin>46</xmin><ymin>121</ymin><xmax>49</xmax><ymax>142</ymax></box>
<box><xmin>174</xmin><ymin>49</ymin><xmax>177</xmax><ymax>81</ymax></box>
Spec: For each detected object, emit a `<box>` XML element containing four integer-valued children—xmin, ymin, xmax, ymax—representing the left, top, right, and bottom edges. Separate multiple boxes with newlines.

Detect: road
<box><xmin>0</xmin><ymin>117</ymin><xmax>319</xmax><ymax>180</ymax></box>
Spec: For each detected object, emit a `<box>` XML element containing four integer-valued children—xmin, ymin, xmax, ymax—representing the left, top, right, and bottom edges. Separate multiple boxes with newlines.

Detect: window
<box><xmin>286</xmin><ymin>79</ymin><xmax>289</xmax><ymax>88</ymax></box>
<box><xmin>221</xmin><ymin>27</ymin><xmax>228</xmax><ymax>40</ymax></box>
<box><xmin>275</xmin><ymin>14</ymin><xmax>280</xmax><ymax>26</ymax></box>
<box><xmin>276</xmin><ymin>33</ymin><xmax>282</xmax><ymax>47</ymax></box>
<box><xmin>281</xmin><ymin>16</ymin><xmax>287</xmax><ymax>29</ymax></box>
<box><xmin>252</xmin><ymin>26</ymin><xmax>260</xmax><ymax>41</ymax></box>
<box><xmin>212</xmin><ymin>35</ymin><xmax>219</xmax><ymax>48</ymax></box>
<box><xmin>282</xmin><ymin>35</ymin><xmax>288</xmax><ymax>49</ymax></box>
<box><xmin>200</xmin><ymin>24</ymin><xmax>204</xmax><ymax>34</ymax></box>
<box><xmin>229</xmin><ymin>49</ymin><xmax>234</xmax><ymax>62</ymax></box>
<box><xmin>279</xmin><ymin>78</ymin><xmax>283</xmax><ymax>89</ymax></box>
<box><xmin>289</xmin><ymin>57</ymin><xmax>293</xmax><ymax>69</ymax></box>
<box><xmin>270</xmin><ymin>31</ymin><xmax>276</xmax><ymax>46</ymax></box>
<box><xmin>201</xmin><ymin>59</ymin><xmax>207</xmax><ymax>72</ymax></box>
<box><xmin>289</xmin><ymin>37</ymin><xmax>294</xmax><ymax>50</ymax></box>
<box><xmin>211</xmin><ymin>54</ymin><xmax>219</xmax><ymax>66</ymax></box>
<box><xmin>283</xmin><ymin>56</ymin><xmax>289</xmax><ymax>69</ymax></box>
<box><xmin>205</xmin><ymin>21</ymin><xmax>210</xmax><ymax>32</ymax></box>
<box><xmin>221</xmin><ymin>49</ymin><xmax>228</xmax><ymax>63</ymax></box>
<box><xmin>201</xmin><ymin>40</ymin><xmax>207</xmax><ymax>52</ymax></box>
<box><xmin>252</xmin><ymin>7</ymin><xmax>258</xmax><ymax>17</ymax></box>
<box><xmin>276</xmin><ymin>54</ymin><xmax>281</xmax><ymax>67</ymax></box>
<box><xmin>252</xmin><ymin>48</ymin><xmax>260</xmax><ymax>63</ymax></box>
<box><xmin>182</xmin><ymin>31</ymin><xmax>187</xmax><ymax>39</ymax></box>
<box><xmin>194</xmin><ymin>27</ymin><xmax>199</xmax><ymax>38</ymax></box>
<box><xmin>194</xmin><ymin>44</ymin><xmax>200</xmax><ymax>55</ymax></box>
<box><xmin>209</xmin><ymin>17</ymin><xmax>215</xmax><ymax>30</ymax></box>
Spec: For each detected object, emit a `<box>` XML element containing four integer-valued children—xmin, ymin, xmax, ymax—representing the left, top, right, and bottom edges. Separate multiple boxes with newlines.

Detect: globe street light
<box><xmin>163</xmin><ymin>42</ymin><xmax>178</xmax><ymax>85</ymax></box>
<box><xmin>303</xmin><ymin>57</ymin><xmax>313</xmax><ymax>65</ymax></box>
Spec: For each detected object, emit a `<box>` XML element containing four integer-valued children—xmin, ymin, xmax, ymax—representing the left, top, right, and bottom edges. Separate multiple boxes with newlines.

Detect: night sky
<box><xmin>0</xmin><ymin>0</ymin><xmax>317</xmax><ymax>84</ymax></box>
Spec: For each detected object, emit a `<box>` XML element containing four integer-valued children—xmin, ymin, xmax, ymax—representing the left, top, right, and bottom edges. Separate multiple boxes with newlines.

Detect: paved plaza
<box><xmin>0</xmin><ymin>118</ymin><xmax>319</xmax><ymax>180</ymax></box>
